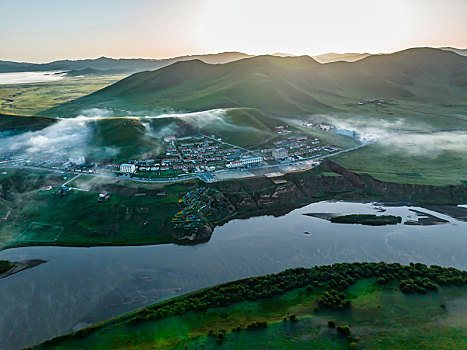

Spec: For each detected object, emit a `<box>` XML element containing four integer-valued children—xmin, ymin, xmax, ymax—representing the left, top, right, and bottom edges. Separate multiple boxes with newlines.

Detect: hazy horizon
<box><xmin>1</xmin><ymin>0</ymin><xmax>466</xmax><ymax>63</ymax></box>
<box><xmin>2</xmin><ymin>46</ymin><xmax>467</xmax><ymax>65</ymax></box>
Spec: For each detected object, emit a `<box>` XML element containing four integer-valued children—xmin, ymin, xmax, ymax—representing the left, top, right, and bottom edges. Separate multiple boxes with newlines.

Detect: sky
<box><xmin>0</xmin><ymin>0</ymin><xmax>466</xmax><ymax>62</ymax></box>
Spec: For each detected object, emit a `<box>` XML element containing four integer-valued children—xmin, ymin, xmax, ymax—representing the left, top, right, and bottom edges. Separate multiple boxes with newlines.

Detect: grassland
<box><xmin>0</xmin><ymin>75</ymin><xmax>125</xmax><ymax>115</ymax></box>
<box><xmin>333</xmin><ymin>133</ymin><xmax>467</xmax><ymax>186</ymax></box>
<box><xmin>31</xmin><ymin>262</ymin><xmax>467</xmax><ymax>349</ymax></box>
<box><xmin>0</xmin><ymin>168</ymin><xmax>197</xmax><ymax>248</ymax></box>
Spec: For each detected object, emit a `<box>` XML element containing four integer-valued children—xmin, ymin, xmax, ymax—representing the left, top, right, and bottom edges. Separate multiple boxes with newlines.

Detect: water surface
<box><xmin>1</xmin><ymin>201</ymin><xmax>466</xmax><ymax>349</ymax></box>
<box><xmin>0</xmin><ymin>71</ymin><xmax>65</xmax><ymax>84</ymax></box>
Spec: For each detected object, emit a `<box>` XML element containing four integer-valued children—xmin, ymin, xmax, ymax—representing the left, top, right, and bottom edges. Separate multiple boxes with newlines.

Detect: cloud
<box><xmin>301</xmin><ymin>113</ymin><xmax>431</xmax><ymax>141</ymax></box>
<box><xmin>381</xmin><ymin>131</ymin><xmax>467</xmax><ymax>157</ymax></box>
<box><xmin>0</xmin><ymin>108</ymin><xmax>239</xmax><ymax>159</ymax></box>
<box><xmin>0</xmin><ymin>117</ymin><xmax>92</xmax><ymax>156</ymax></box>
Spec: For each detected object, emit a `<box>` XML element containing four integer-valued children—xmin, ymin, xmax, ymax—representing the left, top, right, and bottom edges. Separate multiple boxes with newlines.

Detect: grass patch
<box><xmin>15</xmin><ymin>222</ymin><xmax>63</xmax><ymax>242</ymax></box>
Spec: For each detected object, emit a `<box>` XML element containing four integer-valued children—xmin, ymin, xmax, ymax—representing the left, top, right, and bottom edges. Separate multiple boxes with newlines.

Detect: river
<box><xmin>1</xmin><ymin>201</ymin><xmax>467</xmax><ymax>349</ymax></box>
<box><xmin>0</xmin><ymin>71</ymin><xmax>66</xmax><ymax>85</ymax></box>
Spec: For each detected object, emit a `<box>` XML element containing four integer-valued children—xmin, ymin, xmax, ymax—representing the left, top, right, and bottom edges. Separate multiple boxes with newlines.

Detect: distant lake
<box><xmin>0</xmin><ymin>71</ymin><xmax>66</xmax><ymax>84</ymax></box>
<box><xmin>1</xmin><ymin>201</ymin><xmax>467</xmax><ymax>349</ymax></box>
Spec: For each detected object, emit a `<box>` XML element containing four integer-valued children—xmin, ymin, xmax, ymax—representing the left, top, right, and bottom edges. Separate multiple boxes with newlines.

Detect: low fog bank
<box><xmin>381</xmin><ymin>131</ymin><xmax>467</xmax><ymax>157</ymax></box>
<box><xmin>0</xmin><ymin>108</ymin><xmax>252</xmax><ymax>160</ymax></box>
<box><xmin>0</xmin><ymin>71</ymin><xmax>66</xmax><ymax>85</ymax></box>
<box><xmin>0</xmin><ymin>116</ymin><xmax>93</xmax><ymax>157</ymax></box>
<box><xmin>304</xmin><ymin>113</ymin><xmax>430</xmax><ymax>141</ymax></box>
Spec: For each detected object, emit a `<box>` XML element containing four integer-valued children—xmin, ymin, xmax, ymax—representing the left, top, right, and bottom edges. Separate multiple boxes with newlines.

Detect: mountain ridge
<box><xmin>42</xmin><ymin>47</ymin><xmax>467</xmax><ymax>119</ymax></box>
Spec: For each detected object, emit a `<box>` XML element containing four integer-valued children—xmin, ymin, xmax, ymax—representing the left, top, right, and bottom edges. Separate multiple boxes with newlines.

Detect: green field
<box><xmin>0</xmin><ymin>75</ymin><xmax>125</xmax><ymax>115</ymax></box>
<box><xmin>32</xmin><ymin>262</ymin><xmax>467</xmax><ymax>349</ymax></box>
<box><xmin>15</xmin><ymin>222</ymin><xmax>63</xmax><ymax>242</ymax></box>
<box><xmin>333</xmin><ymin>132</ymin><xmax>467</xmax><ymax>186</ymax></box>
<box><xmin>0</xmin><ymin>169</ymin><xmax>196</xmax><ymax>248</ymax></box>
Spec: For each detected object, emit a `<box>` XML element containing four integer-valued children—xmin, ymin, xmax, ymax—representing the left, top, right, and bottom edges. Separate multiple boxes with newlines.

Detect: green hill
<box><xmin>0</xmin><ymin>112</ymin><xmax>56</xmax><ymax>132</ymax></box>
<box><xmin>43</xmin><ymin>48</ymin><xmax>467</xmax><ymax>126</ymax></box>
<box><xmin>4</xmin><ymin>108</ymin><xmax>334</xmax><ymax>160</ymax></box>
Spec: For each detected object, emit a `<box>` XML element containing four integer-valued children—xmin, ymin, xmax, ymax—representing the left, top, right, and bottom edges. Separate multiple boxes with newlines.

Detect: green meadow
<box><xmin>31</xmin><ymin>263</ymin><xmax>467</xmax><ymax>349</ymax></box>
<box><xmin>333</xmin><ymin>134</ymin><xmax>467</xmax><ymax>186</ymax></box>
<box><xmin>0</xmin><ymin>169</ymin><xmax>194</xmax><ymax>248</ymax></box>
<box><xmin>0</xmin><ymin>75</ymin><xmax>125</xmax><ymax>115</ymax></box>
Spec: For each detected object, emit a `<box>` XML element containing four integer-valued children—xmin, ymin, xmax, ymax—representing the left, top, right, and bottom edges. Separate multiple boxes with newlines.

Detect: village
<box><xmin>0</xmin><ymin>124</ymin><xmax>350</xmax><ymax>187</ymax></box>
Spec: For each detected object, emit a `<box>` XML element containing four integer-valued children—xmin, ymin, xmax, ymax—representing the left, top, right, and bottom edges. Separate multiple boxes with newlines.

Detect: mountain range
<box><xmin>43</xmin><ymin>48</ymin><xmax>467</xmax><ymax>120</ymax></box>
<box><xmin>0</xmin><ymin>52</ymin><xmax>253</xmax><ymax>75</ymax></box>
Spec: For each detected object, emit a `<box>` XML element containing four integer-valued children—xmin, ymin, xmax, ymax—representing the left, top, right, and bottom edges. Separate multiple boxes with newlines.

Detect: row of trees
<box><xmin>125</xmin><ymin>262</ymin><xmax>466</xmax><ymax>326</ymax></box>
<box><xmin>39</xmin><ymin>262</ymin><xmax>467</xmax><ymax>347</ymax></box>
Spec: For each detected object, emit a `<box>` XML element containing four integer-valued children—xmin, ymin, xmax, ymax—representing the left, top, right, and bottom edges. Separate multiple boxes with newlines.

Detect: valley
<box><xmin>1</xmin><ymin>46</ymin><xmax>467</xmax><ymax>350</ymax></box>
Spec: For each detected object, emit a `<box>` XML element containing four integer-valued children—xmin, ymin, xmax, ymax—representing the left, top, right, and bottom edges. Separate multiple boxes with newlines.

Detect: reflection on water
<box><xmin>0</xmin><ymin>71</ymin><xmax>66</xmax><ymax>84</ymax></box>
<box><xmin>1</xmin><ymin>201</ymin><xmax>466</xmax><ymax>349</ymax></box>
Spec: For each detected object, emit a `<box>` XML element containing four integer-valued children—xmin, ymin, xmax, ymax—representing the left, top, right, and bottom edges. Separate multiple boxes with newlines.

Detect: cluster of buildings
<box><xmin>226</xmin><ymin>157</ymin><xmax>263</xmax><ymax>168</ymax></box>
<box><xmin>119</xmin><ymin>135</ymin><xmax>263</xmax><ymax>176</ymax></box>
<box><xmin>274</xmin><ymin>125</ymin><xmax>292</xmax><ymax>135</ymax></box>
<box><xmin>260</xmin><ymin>136</ymin><xmax>330</xmax><ymax>161</ymax></box>
<box><xmin>300</xmin><ymin>121</ymin><xmax>360</xmax><ymax>140</ymax></box>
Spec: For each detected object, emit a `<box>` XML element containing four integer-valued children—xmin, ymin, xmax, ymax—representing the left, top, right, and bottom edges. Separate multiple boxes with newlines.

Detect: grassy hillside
<box><xmin>31</xmin><ymin>262</ymin><xmax>467</xmax><ymax>349</ymax></box>
<box><xmin>0</xmin><ymin>112</ymin><xmax>56</xmax><ymax>132</ymax></box>
<box><xmin>0</xmin><ymin>108</ymin><xmax>358</xmax><ymax>161</ymax></box>
<box><xmin>43</xmin><ymin>48</ymin><xmax>467</xmax><ymax>130</ymax></box>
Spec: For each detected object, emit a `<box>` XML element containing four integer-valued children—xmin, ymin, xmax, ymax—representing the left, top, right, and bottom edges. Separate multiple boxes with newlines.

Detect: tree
<box><xmin>336</xmin><ymin>325</ymin><xmax>351</xmax><ymax>336</ymax></box>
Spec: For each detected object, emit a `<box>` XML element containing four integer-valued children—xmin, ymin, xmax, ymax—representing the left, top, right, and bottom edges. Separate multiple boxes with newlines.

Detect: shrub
<box><xmin>328</xmin><ymin>320</ymin><xmax>336</xmax><ymax>328</ymax></box>
<box><xmin>246</xmin><ymin>321</ymin><xmax>267</xmax><ymax>331</ymax></box>
<box><xmin>318</xmin><ymin>290</ymin><xmax>350</xmax><ymax>309</ymax></box>
<box><xmin>336</xmin><ymin>325</ymin><xmax>351</xmax><ymax>336</ymax></box>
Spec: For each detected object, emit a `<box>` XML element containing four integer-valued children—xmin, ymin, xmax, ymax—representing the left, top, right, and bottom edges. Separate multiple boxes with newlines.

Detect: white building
<box><xmin>272</xmin><ymin>148</ymin><xmax>288</xmax><ymax>161</ymax></box>
<box><xmin>69</xmin><ymin>155</ymin><xmax>85</xmax><ymax>165</ymax></box>
<box><xmin>120</xmin><ymin>163</ymin><xmax>136</xmax><ymax>174</ymax></box>
<box><xmin>164</xmin><ymin>136</ymin><xmax>176</xmax><ymax>142</ymax></box>
<box><xmin>226</xmin><ymin>157</ymin><xmax>263</xmax><ymax>168</ymax></box>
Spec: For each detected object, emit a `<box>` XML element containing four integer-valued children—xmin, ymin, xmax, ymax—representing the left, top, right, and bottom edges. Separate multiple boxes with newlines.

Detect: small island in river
<box><xmin>330</xmin><ymin>214</ymin><xmax>402</xmax><ymax>226</ymax></box>
<box><xmin>0</xmin><ymin>259</ymin><xmax>46</xmax><ymax>279</ymax></box>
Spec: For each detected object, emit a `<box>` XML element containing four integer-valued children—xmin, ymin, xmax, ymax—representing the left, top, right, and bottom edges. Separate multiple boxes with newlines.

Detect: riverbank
<box><xmin>30</xmin><ymin>262</ymin><xmax>467</xmax><ymax>349</ymax></box>
<box><xmin>1</xmin><ymin>161</ymin><xmax>467</xmax><ymax>250</ymax></box>
<box><xmin>2</xmin><ymin>201</ymin><xmax>467</xmax><ymax>349</ymax></box>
